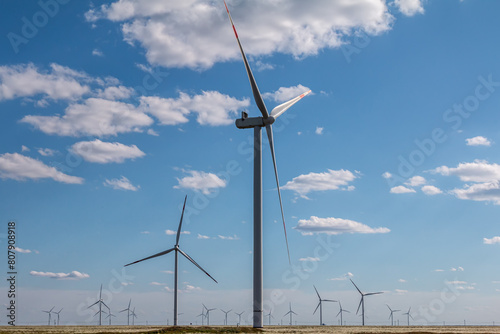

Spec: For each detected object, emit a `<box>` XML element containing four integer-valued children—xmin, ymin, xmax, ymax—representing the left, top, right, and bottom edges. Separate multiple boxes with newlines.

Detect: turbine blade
<box><xmin>356</xmin><ymin>298</ymin><xmax>363</xmax><ymax>315</ymax></box>
<box><xmin>49</xmin><ymin>306</ymin><xmax>55</xmax><ymax>312</ymax></box>
<box><xmin>350</xmin><ymin>279</ymin><xmax>362</xmax><ymax>294</ymax></box>
<box><xmin>344</xmin><ymin>310</ymin><xmax>351</xmax><ymax>313</ymax></box>
<box><xmin>119</xmin><ymin>309</ymin><xmax>128</xmax><ymax>313</ymax></box>
<box><xmin>323</xmin><ymin>299</ymin><xmax>337</xmax><ymax>302</ymax></box>
<box><xmin>292</xmin><ymin>311</ymin><xmax>298</xmax><ymax>315</ymax></box>
<box><xmin>313</xmin><ymin>302</ymin><xmax>320</xmax><ymax>315</ymax></box>
<box><xmin>386</xmin><ymin>304</ymin><xmax>392</xmax><ymax>311</ymax></box>
<box><xmin>178</xmin><ymin>248</ymin><xmax>218</xmax><ymax>283</ymax></box>
<box><xmin>313</xmin><ymin>285</ymin><xmax>321</xmax><ymax>299</ymax></box>
<box><xmin>124</xmin><ymin>247</ymin><xmax>175</xmax><ymax>267</ymax></box>
<box><xmin>101</xmin><ymin>301</ymin><xmax>109</xmax><ymax>310</ymax></box>
<box><xmin>224</xmin><ymin>0</ymin><xmax>269</xmax><ymax>119</ymax></box>
<box><xmin>265</xmin><ymin>124</ymin><xmax>290</xmax><ymax>264</ymax></box>
<box><xmin>87</xmin><ymin>301</ymin><xmax>99</xmax><ymax>309</ymax></box>
<box><xmin>176</xmin><ymin>195</ymin><xmax>188</xmax><ymax>246</ymax></box>
<box><xmin>270</xmin><ymin>90</ymin><xmax>311</xmax><ymax>119</ymax></box>
<box><xmin>336</xmin><ymin>310</ymin><xmax>341</xmax><ymax>317</ymax></box>
<box><xmin>365</xmin><ymin>292</ymin><xmax>383</xmax><ymax>296</ymax></box>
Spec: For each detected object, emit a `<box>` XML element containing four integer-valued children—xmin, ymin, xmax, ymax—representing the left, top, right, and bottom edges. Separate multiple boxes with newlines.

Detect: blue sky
<box><xmin>1</xmin><ymin>0</ymin><xmax>500</xmax><ymax>326</ymax></box>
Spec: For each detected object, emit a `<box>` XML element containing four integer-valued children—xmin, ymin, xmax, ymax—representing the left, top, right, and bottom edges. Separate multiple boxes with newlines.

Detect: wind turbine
<box><xmin>221</xmin><ymin>309</ymin><xmax>232</xmax><ymax>326</ymax></box>
<box><xmin>387</xmin><ymin>304</ymin><xmax>400</xmax><ymax>326</ymax></box>
<box><xmin>106</xmin><ymin>308</ymin><xmax>116</xmax><ymax>325</ymax></box>
<box><xmin>283</xmin><ymin>303</ymin><xmax>297</xmax><ymax>326</ymax></box>
<box><xmin>53</xmin><ymin>308</ymin><xmax>63</xmax><ymax>326</ymax></box>
<box><xmin>197</xmin><ymin>307</ymin><xmax>206</xmax><ymax>326</ymax></box>
<box><xmin>42</xmin><ymin>306</ymin><xmax>54</xmax><ymax>326</ymax></box>
<box><xmin>131</xmin><ymin>307</ymin><xmax>138</xmax><ymax>325</ymax></box>
<box><xmin>203</xmin><ymin>303</ymin><xmax>216</xmax><ymax>326</ymax></box>
<box><xmin>87</xmin><ymin>284</ymin><xmax>108</xmax><ymax>326</ymax></box>
<box><xmin>350</xmin><ymin>279</ymin><xmax>383</xmax><ymax>326</ymax></box>
<box><xmin>224</xmin><ymin>2</ymin><xmax>311</xmax><ymax>328</ymax></box>
<box><xmin>125</xmin><ymin>196</ymin><xmax>217</xmax><ymax>326</ymax></box>
<box><xmin>336</xmin><ymin>301</ymin><xmax>350</xmax><ymax>326</ymax></box>
<box><xmin>120</xmin><ymin>299</ymin><xmax>132</xmax><ymax>325</ymax></box>
<box><xmin>402</xmin><ymin>307</ymin><xmax>413</xmax><ymax>326</ymax></box>
<box><xmin>235</xmin><ymin>311</ymin><xmax>244</xmax><ymax>326</ymax></box>
<box><xmin>266</xmin><ymin>310</ymin><xmax>274</xmax><ymax>326</ymax></box>
<box><xmin>313</xmin><ymin>285</ymin><xmax>337</xmax><ymax>325</ymax></box>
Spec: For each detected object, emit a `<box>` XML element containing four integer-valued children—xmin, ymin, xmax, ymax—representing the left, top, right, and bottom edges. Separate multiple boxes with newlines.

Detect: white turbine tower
<box><xmin>221</xmin><ymin>309</ymin><xmax>232</xmax><ymax>326</ymax></box>
<box><xmin>313</xmin><ymin>285</ymin><xmax>337</xmax><ymax>325</ymax></box>
<box><xmin>203</xmin><ymin>304</ymin><xmax>216</xmax><ymax>326</ymax></box>
<box><xmin>387</xmin><ymin>304</ymin><xmax>400</xmax><ymax>326</ymax></box>
<box><xmin>42</xmin><ymin>306</ymin><xmax>54</xmax><ymax>326</ymax></box>
<box><xmin>266</xmin><ymin>310</ymin><xmax>274</xmax><ymax>326</ymax></box>
<box><xmin>224</xmin><ymin>2</ymin><xmax>311</xmax><ymax>328</ymax></box>
<box><xmin>53</xmin><ymin>308</ymin><xmax>63</xmax><ymax>326</ymax></box>
<box><xmin>336</xmin><ymin>301</ymin><xmax>350</xmax><ymax>326</ymax></box>
<box><xmin>87</xmin><ymin>285</ymin><xmax>108</xmax><ymax>326</ymax></box>
<box><xmin>403</xmin><ymin>307</ymin><xmax>413</xmax><ymax>326</ymax></box>
<box><xmin>120</xmin><ymin>299</ymin><xmax>132</xmax><ymax>325</ymax></box>
<box><xmin>105</xmin><ymin>307</ymin><xmax>116</xmax><ymax>325</ymax></box>
<box><xmin>350</xmin><ymin>279</ymin><xmax>383</xmax><ymax>326</ymax></box>
<box><xmin>283</xmin><ymin>303</ymin><xmax>297</xmax><ymax>326</ymax></box>
<box><xmin>125</xmin><ymin>196</ymin><xmax>217</xmax><ymax>326</ymax></box>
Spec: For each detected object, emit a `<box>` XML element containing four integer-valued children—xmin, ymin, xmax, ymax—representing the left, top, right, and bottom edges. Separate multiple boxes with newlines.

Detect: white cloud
<box><xmin>141</xmin><ymin>91</ymin><xmax>249</xmax><ymax>126</ymax></box>
<box><xmin>421</xmin><ymin>185</ymin><xmax>443</xmax><ymax>195</ymax></box>
<box><xmin>96</xmin><ymin>85</ymin><xmax>134</xmax><ymax>100</ymax></box>
<box><xmin>446</xmin><ymin>280</ymin><xmax>467</xmax><ymax>285</ymax></box>
<box><xmin>71</xmin><ymin>139</ymin><xmax>145</xmax><ymax>164</ymax></box>
<box><xmin>298</xmin><ymin>257</ymin><xmax>320</xmax><ymax>262</ymax></box>
<box><xmin>484</xmin><ymin>236</ymin><xmax>500</xmax><ymax>245</ymax></box>
<box><xmin>282</xmin><ymin>169</ymin><xmax>358</xmax><ymax>199</ymax></box>
<box><xmin>451</xmin><ymin>181</ymin><xmax>500</xmax><ymax>205</ymax></box>
<box><xmin>92</xmin><ymin>49</ymin><xmax>104</xmax><ymax>57</ymax></box>
<box><xmin>328</xmin><ymin>272</ymin><xmax>353</xmax><ymax>281</ymax></box>
<box><xmin>315</xmin><ymin>127</ymin><xmax>324</xmax><ymax>135</ymax></box>
<box><xmin>382</xmin><ymin>172</ymin><xmax>392</xmax><ymax>179</ymax></box>
<box><xmin>174</xmin><ymin>170</ymin><xmax>226</xmax><ymax>195</ymax></box>
<box><xmin>37</xmin><ymin>148</ymin><xmax>57</xmax><ymax>157</ymax></box>
<box><xmin>398</xmin><ymin>279</ymin><xmax>407</xmax><ymax>283</ymax></box>
<box><xmin>262</xmin><ymin>85</ymin><xmax>311</xmax><ymax>103</ymax></box>
<box><xmin>255</xmin><ymin>61</ymin><xmax>275</xmax><ymax>72</ymax></box>
<box><xmin>451</xmin><ymin>267</ymin><xmax>464</xmax><ymax>272</ymax></box>
<box><xmin>395</xmin><ymin>289</ymin><xmax>408</xmax><ymax>294</ymax></box>
<box><xmin>30</xmin><ymin>270</ymin><xmax>89</xmax><ymax>280</ymax></box>
<box><xmin>390</xmin><ymin>185</ymin><xmax>416</xmax><ymax>194</ymax></box>
<box><xmin>140</xmin><ymin>231</ymin><xmax>150</xmax><ymax>234</ymax></box>
<box><xmin>22</xmin><ymin>98</ymin><xmax>153</xmax><ymax>137</ymax></box>
<box><xmin>150</xmin><ymin>282</ymin><xmax>166</xmax><ymax>286</ymax></box>
<box><xmin>405</xmin><ymin>175</ymin><xmax>426</xmax><ymax>187</ymax></box>
<box><xmin>165</xmin><ymin>230</ymin><xmax>190</xmax><ymax>236</ymax></box>
<box><xmin>15</xmin><ymin>247</ymin><xmax>37</xmax><ymax>254</ymax></box>
<box><xmin>21</xmin><ymin>145</ymin><xmax>30</xmax><ymax>152</ymax></box>
<box><xmin>87</xmin><ymin>1</ymin><xmax>393</xmax><ymax>69</ymax></box>
<box><xmin>432</xmin><ymin>160</ymin><xmax>500</xmax><ymax>183</ymax></box>
<box><xmin>218</xmin><ymin>234</ymin><xmax>239</xmax><ymax>240</ymax></box>
<box><xmin>162</xmin><ymin>270</ymin><xmax>174</xmax><ymax>274</ymax></box>
<box><xmin>197</xmin><ymin>234</ymin><xmax>211</xmax><ymax>240</ymax></box>
<box><xmin>0</xmin><ymin>153</ymin><xmax>83</xmax><ymax>184</ymax></box>
<box><xmin>147</xmin><ymin>129</ymin><xmax>159</xmax><ymax>136</ymax></box>
<box><xmin>104</xmin><ymin>176</ymin><xmax>140</xmax><ymax>191</ymax></box>
<box><xmin>466</xmin><ymin>136</ymin><xmax>491</xmax><ymax>147</ymax></box>
<box><xmin>294</xmin><ymin>216</ymin><xmax>390</xmax><ymax>236</ymax></box>
<box><xmin>434</xmin><ymin>269</ymin><xmax>444</xmax><ymax>272</ymax></box>
<box><xmin>393</xmin><ymin>0</ymin><xmax>424</xmax><ymax>16</ymax></box>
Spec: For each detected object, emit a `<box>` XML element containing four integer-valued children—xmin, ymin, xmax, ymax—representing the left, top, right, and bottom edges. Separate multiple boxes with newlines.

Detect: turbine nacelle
<box><xmin>235</xmin><ymin>116</ymin><xmax>275</xmax><ymax>129</ymax></box>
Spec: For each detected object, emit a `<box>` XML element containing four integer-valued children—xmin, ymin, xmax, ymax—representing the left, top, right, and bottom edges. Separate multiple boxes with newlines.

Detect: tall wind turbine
<box><xmin>203</xmin><ymin>303</ymin><xmax>216</xmax><ymax>326</ymax></box>
<box><xmin>197</xmin><ymin>307</ymin><xmax>206</xmax><ymax>326</ymax></box>
<box><xmin>42</xmin><ymin>306</ymin><xmax>54</xmax><ymax>326</ymax></box>
<box><xmin>313</xmin><ymin>285</ymin><xmax>337</xmax><ymax>325</ymax></box>
<box><xmin>336</xmin><ymin>301</ymin><xmax>350</xmax><ymax>326</ymax></box>
<box><xmin>125</xmin><ymin>196</ymin><xmax>217</xmax><ymax>326</ymax></box>
<box><xmin>224</xmin><ymin>1</ymin><xmax>311</xmax><ymax>328</ymax></box>
<box><xmin>350</xmin><ymin>279</ymin><xmax>383</xmax><ymax>326</ymax></box>
<box><xmin>53</xmin><ymin>308</ymin><xmax>63</xmax><ymax>326</ymax></box>
<box><xmin>131</xmin><ymin>307</ymin><xmax>137</xmax><ymax>325</ymax></box>
<box><xmin>284</xmin><ymin>303</ymin><xmax>297</xmax><ymax>326</ymax></box>
<box><xmin>402</xmin><ymin>307</ymin><xmax>413</xmax><ymax>326</ymax></box>
<box><xmin>266</xmin><ymin>310</ymin><xmax>274</xmax><ymax>326</ymax></box>
<box><xmin>221</xmin><ymin>309</ymin><xmax>232</xmax><ymax>326</ymax></box>
<box><xmin>106</xmin><ymin>308</ymin><xmax>116</xmax><ymax>325</ymax></box>
<box><xmin>235</xmin><ymin>311</ymin><xmax>244</xmax><ymax>326</ymax></box>
<box><xmin>120</xmin><ymin>299</ymin><xmax>132</xmax><ymax>325</ymax></box>
<box><xmin>387</xmin><ymin>304</ymin><xmax>400</xmax><ymax>326</ymax></box>
<box><xmin>87</xmin><ymin>285</ymin><xmax>108</xmax><ymax>326</ymax></box>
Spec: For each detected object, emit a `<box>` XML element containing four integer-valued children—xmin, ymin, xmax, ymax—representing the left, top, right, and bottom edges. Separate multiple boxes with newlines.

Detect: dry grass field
<box><xmin>1</xmin><ymin>326</ymin><xmax>500</xmax><ymax>334</ymax></box>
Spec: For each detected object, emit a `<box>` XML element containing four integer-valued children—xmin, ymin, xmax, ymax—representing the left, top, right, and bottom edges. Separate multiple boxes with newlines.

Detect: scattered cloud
<box><xmin>294</xmin><ymin>216</ymin><xmax>390</xmax><ymax>236</ymax></box>
<box><xmin>174</xmin><ymin>170</ymin><xmax>226</xmax><ymax>195</ymax></box>
<box><xmin>315</xmin><ymin>127</ymin><xmax>324</xmax><ymax>135</ymax></box>
<box><xmin>393</xmin><ymin>0</ymin><xmax>424</xmax><ymax>16</ymax></box>
<box><xmin>328</xmin><ymin>272</ymin><xmax>354</xmax><ymax>281</ymax></box>
<box><xmin>405</xmin><ymin>175</ymin><xmax>426</xmax><ymax>187</ymax></box>
<box><xmin>30</xmin><ymin>270</ymin><xmax>89</xmax><ymax>280</ymax></box>
<box><xmin>37</xmin><ymin>148</ymin><xmax>57</xmax><ymax>157</ymax></box>
<box><xmin>197</xmin><ymin>234</ymin><xmax>211</xmax><ymax>239</ymax></box>
<box><xmin>140</xmin><ymin>231</ymin><xmax>150</xmax><ymax>234</ymax></box>
<box><xmin>451</xmin><ymin>267</ymin><xmax>464</xmax><ymax>272</ymax></box>
<box><xmin>298</xmin><ymin>257</ymin><xmax>320</xmax><ymax>262</ymax></box>
<box><xmin>150</xmin><ymin>282</ymin><xmax>166</xmax><ymax>286</ymax></box>
<box><xmin>92</xmin><ymin>49</ymin><xmax>104</xmax><ymax>57</ymax></box>
<box><xmin>450</xmin><ymin>181</ymin><xmax>500</xmax><ymax>205</ymax></box>
<box><xmin>262</xmin><ymin>84</ymin><xmax>311</xmax><ymax>103</ymax></box>
<box><xmin>218</xmin><ymin>234</ymin><xmax>239</xmax><ymax>240</ymax></box>
<box><xmin>104</xmin><ymin>176</ymin><xmax>140</xmax><ymax>191</ymax></box>
<box><xmin>382</xmin><ymin>172</ymin><xmax>392</xmax><ymax>179</ymax></box>
<box><xmin>21</xmin><ymin>145</ymin><xmax>30</xmax><ymax>152</ymax></box>
<box><xmin>162</xmin><ymin>270</ymin><xmax>174</xmax><ymax>274</ymax></box>
<box><xmin>282</xmin><ymin>169</ymin><xmax>358</xmax><ymax>199</ymax></box>
<box><xmin>484</xmin><ymin>236</ymin><xmax>500</xmax><ymax>244</ymax></box>
<box><xmin>398</xmin><ymin>279</ymin><xmax>407</xmax><ymax>283</ymax></box>
<box><xmin>432</xmin><ymin>160</ymin><xmax>500</xmax><ymax>183</ymax></box>
<box><xmin>421</xmin><ymin>185</ymin><xmax>443</xmax><ymax>195</ymax></box>
<box><xmin>147</xmin><ymin>129</ymin><xmax>159</xmax><ymax>136</ymax></box>
<box><xmin>466</xmin><ymin>136</ymin><xmax>491</xmax><ymax>147</ymax></box>
<box><xmin>96</xmin><ymin>85</ymin><xmax>134</xmax><ymax>100</ymax></box>
<box><xmin>15</xmin><ymin>247</ymin><xmax>38</xmax><ymax>254</ymax></box>
<box><xmin>71</xmin><ymin>139</ymin><xmax>145</xmax><ymax>164</ymax></box>
<box><xmin>165</xmin><ymin>230</ymin><xmax>190</xmax><ymax>236</ymax></box>
<box><xmin>0</xmin><ymin>153</ymin><xmax>83</xmax><ymax>184</ymax></box>
<box><xmin>390</xmin><ymin>185</ymin><xmax>416</xmax><ymax>194</ymax></box>
<box><xmin>434</xmin><ymin>269</ymin><xmax>444</xmax><ymax>272</ymax></box>
<box><xmin>255</xmin><ymin>60</ymin><xmax>275</xmax><ymax>72</ymax></box>
<box><xmin>395</xmin><ymin>289</ymin><xmax>408</xmax><ymax>294</ymax></box>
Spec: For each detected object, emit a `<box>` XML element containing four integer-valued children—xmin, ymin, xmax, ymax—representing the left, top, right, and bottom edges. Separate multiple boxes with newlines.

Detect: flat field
<box><xmin>1</xmin><ymin>326</ymin><xmax>500</xmax><ymax>334</ymax></box>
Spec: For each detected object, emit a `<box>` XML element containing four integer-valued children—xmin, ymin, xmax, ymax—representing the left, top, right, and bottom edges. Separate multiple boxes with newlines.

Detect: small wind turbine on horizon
<box><xmin>120</xmin><ymin>299</ymin><xmax>132</xmax><ymax>326</ymax></box>
<box><xmin>105</xmin><ymin>308</ymin><xmax>116</xmax><ymax>325</ymax></box>
<box><xmin>203</xmin><ymin>303</ymin><xmax>216</xmax><ymax>326</ymax></box>
<box><xmin>221</xmin><ymin>309</ymin><xmax>232</xmax><ymax>326</ymax></box>
<box><xmin>336</xmin><ymin>301</ymin><xmax>350</xmax><ymax>326</ymax></box>
<box><xmin>266</xmin><ymin>310</ymin><xmax>274</xmax><ymax>326</ymax></box>
<box><xmin>197</xmin><ymin>307</ymin><xmax>206</xmax><ymax>326</ymax></box>
<box><xmin>131</xmin><ymin>307</ymin><xmax>137</xmax><ymax>325</ymax></box>
<box><xmin>284</xmin><ymin>303</ymin><xmax>297</xmax><ymax>326</ymax></box>
<box><xmin>350</xmin><ymin>279</ymin><xmax>383</xmax><ymax>326</ymax></box>
<box><xmin>387</xmin><ymin>304</ymin><xmax>400</xmax><ymax>326</ymax></box>
<box><xmin>313</xmin><ymin>285</ymin><xmax>337</xmax><ymax>325</ymax></box>
<box><xmin>235</xmin><ymin>311</ymin><xmax>244</xmax><ymax>326</ymax></box>
<box><xmin>42</xmin><ymin>306</ymin><xmax>54</xmax><ymax>326</ymax></box>
<box><xmin>403</xmin><ymin>307</ymin><xmax>414</xmax><ymax>326</ymax></box>
<box><xmin>125</xmin><ymin>196</ymin><xmax>217</xmax><ymax>326</ymax></box>
<box><xmin>53</xmin><ymin>308</ymin><xmax>63</xmax><ymax>326</ymax></box>
<box><xmin>224</xmin><ymin>2</ymin><xmax>311</xmax><ymax>328</ymax></box>
<box><xmin>87</xmin><ymin>285</ymin><xmax>108</xmax><ymax>326</ymax></box>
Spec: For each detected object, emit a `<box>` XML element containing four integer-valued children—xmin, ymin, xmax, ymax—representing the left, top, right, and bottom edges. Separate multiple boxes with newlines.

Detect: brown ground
<box><xmin>1</xmin><ymin>326</ymin><xmax>500</xmax><ymax>334</ymax></box>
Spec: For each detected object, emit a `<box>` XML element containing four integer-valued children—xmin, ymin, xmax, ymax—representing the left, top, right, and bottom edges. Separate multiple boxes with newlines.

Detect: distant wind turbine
<box><xmin>120</xmin><ymin>299</ymin><xmax>132</xmax><ymax>326</ymax></box>
<box><xmin>313</xmin><ymin>285</ymin><xmax>337</xmax><ymax>325</ymax></box>
<box><xmin>402</xmin><ymin>307</ymin><xmax>413</xmax><ymax>326</ymax></box>
<box><xmin>266</xmin><ymin>310</ymin><xmax>274</xmax><ymax>326</ymax></box>
<box><xmin>105</xmin><ymin>308</ymin><xmax>116</xmax><ymax>325</ymax></box>
<box><xmin>284</xmin><ymin>303</ymin><xmax>297</xmax><ymax>326</ymax></box>
<box><xmin>203</xmin><ymin>303</ymin><xmax>216</xmax><ymax>326</ymax></box>
<box><xmin>53</xmin><ymin>308</ymin><xmax>63</xmax><ymax>326</ymax></box>
<box><xmin>336</xmin><ymin>301</ymin><xmax>350</xmax><ymax>326</ymax></box>
<box><xmin>221</xmin><ymin>309</ymin><xmax>232</xmax><ymax>326</ymax></box>
<box><xmin>350</xmin><ymin>279</ymin><xmax>383</xmax><ymax>326</ymax></box>
<box><xmin>224</xmin><ymin>2</ymin><xmax>311</xmax><ymax>328</ymax></box>
<box><xmin>386</xmin><ymin>304</ymin><xmax>400</xmax><ymax>326</ymax></box>
<box><xmin>235</xmin><ymin>311</ymin><xmax>244</xmax><ymax>326</ymax></box>
<box><xmin>131</xmin><ymin>307</ymin><xmax>137</xmax><ymax>325</ymax></box>
<box><xmin>42</xmin><ymin>306</ymin><xmax>54</xmax><ymax>326</ymax></box>
<box><xmin>125</xmin><ymin>196</ymin><xmax>217</xmax><ymax>326</ymax></box>
<box><xmin>87</xmin><ymin>285</ymin><xmax>108</xmax><ymax>326</ymax></box>
<box><xmin>197</xmin><ymin>307</ymin><xmax>206</xmax><ymax>326</ymax></box>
